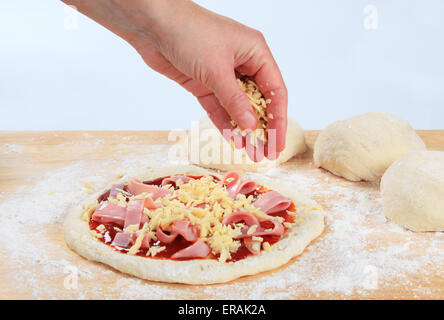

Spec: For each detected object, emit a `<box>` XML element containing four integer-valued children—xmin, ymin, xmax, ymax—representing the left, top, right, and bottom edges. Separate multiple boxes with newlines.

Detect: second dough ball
<box><xmin>313</xmin><ymin>112</ymin><xmax>425</xmax><ymax>181</ymax></box>
<box><xmin>381</xmin><ymin>150</ymin><xmax>444</xmax><ymax>231</ymax></box>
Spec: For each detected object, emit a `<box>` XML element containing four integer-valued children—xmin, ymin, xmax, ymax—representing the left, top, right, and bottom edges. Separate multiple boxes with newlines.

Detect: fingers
<box><xmin>197</xmin><ymin>94</ymin><xmax>245</xmax><ymax>149</ymax></box>
<box><xmin>243</xmin><ymin>48</ymin><xmax>288</xmax><ymax>157</ymax></box>
<box><xmin>208</xmin><ymin>70</ymin><xmax>258</xmax><ymax>131</ymax></box>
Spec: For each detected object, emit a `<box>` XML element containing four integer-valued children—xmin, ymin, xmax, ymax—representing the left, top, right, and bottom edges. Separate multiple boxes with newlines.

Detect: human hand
<box><xmin>62</xmin><ymin>0</ymin><xmax>288</xmax><ymax>161</ymax></box>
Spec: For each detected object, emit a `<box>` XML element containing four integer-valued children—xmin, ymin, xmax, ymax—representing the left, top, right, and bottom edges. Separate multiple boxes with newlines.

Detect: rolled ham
<box><xmin>222</xmin><ymin>211</ymin><xmax>259</xmax><ymax>226</ymax></box>
<box><xmin>127</xmin><ymin>178</ymin><xmax>174</xmax><ymax>200</ymax></box>
<box><xmin>222</xmin><ymin>171</ymin><xmax>241</xmax><ymax>198</ymax></box>
<box><xmin>222</xmin><ymin>171</ymin><xmax>257</xmax><ymax>198</ymax></box>
<box><xmin>237</xmin><ymin>180</ymin><xmax>258</xmax><ymax>195</ymax></box>
<box><xmin>171</xmin><ymin>240</ymin><xmax>211</xmax><ymax>259</ymax></box>
<box><xmin>253</xmin><ymin>190</ymin><xmax>291</xmax><ymax>214</ymax></box>
<box><xmin>156</xmin><ymin>220</ymin><xmax>200</xmax><ymax>244</ymax></box>
<box><xmin>161</xmin><ymin>175</ymin><xmax>194</xmax><ymax>187</ymax></box>
<box><xmin>222</xmin><ymin>211</ymin><xmax>285</xmax><ymax>239</ymax></box>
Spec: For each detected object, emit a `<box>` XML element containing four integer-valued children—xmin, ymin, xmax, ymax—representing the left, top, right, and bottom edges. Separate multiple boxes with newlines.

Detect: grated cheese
<box><xmin>137</xmin><ymin>176</ymin><xmax>281</xmax><ymax>262</ymax></box>
<box><xmin>147</xmin><ymin>245</ymin><xmax>166</xmax><ymax>257</ymax></box>
<box><xmin>128</xmin><ymin>223</ymin><xmax>149</xmax><ymax>255</ymax></box>
<box><xmin>235</xmin><ymin>77</ymin><xmax>271</xmax><ymax>145</ymax></box>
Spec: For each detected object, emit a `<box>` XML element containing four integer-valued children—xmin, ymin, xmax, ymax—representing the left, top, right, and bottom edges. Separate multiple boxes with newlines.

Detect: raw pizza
<box><xmin>64</xmin><ymin>166</ymin><xmax>325</xmax><ymax>284</ymax></box>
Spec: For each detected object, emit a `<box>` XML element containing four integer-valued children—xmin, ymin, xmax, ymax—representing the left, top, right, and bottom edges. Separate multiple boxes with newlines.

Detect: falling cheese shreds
<box><xmin>263</xmin><ymin>241</ymin><xmax>271</xmax><ymax>252</ymax></box>
<box><xmin>235</xmin><ymin>77</ymin><xmax>271</xmax><ymax>145</ymax></box>
<box><xmin>96</xmin><ymin>224</ymin><xmax>106</xmax><ymax>232</ymax></box>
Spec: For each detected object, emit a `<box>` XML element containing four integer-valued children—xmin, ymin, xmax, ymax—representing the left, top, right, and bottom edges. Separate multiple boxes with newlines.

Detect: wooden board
<box><xmin>0</xmin><ymin>130</ymin><xmax>443</xmax><ymax>299</ymax></box>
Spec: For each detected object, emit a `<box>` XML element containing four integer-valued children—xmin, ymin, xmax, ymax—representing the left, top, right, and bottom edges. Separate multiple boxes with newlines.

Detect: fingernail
<box><xmin>237</xmin><ymin>111</ymin><xmax>257</xmax><ymax>131</ymax></box>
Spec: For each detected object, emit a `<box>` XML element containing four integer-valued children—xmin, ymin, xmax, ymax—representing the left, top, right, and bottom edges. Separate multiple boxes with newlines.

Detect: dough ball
<box><xmin>381</xmin><ymin>150</ymin><xmax>444</xmax><ymax>231</ymax></box>
<box><xmin>188</xmin><ymin>115</ymin><xmax>306</xmax><ymax>172</ymax></box>
<box><xmin>313</xmin><ymin>112</ymin><xmax>425</xmax><ymax>181</ymax></box>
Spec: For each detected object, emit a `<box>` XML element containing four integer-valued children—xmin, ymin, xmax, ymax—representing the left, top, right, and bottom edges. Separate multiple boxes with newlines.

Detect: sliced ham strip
<box><xmin>156</xmin><ymin>220</ymin><xmax>200</xmax><ymax>243</ymax></box>
<box><xmin>109</xmin><ymin>184</ymin><xmax>124</xmax><ymax>198</ymax></box>
<box><xmin>156</xmin><ymin>226</ymin><xmax>177</xmax><ymax>244</ymax></box>
<box><xmin>253</xmin><ymin>190</ymin><xmax>291</xmax><ymax>214</ymax></box>
<box><xmin>123</xmin><ymin>199</ymin><xmax>144</xmax><ymax>229</ymax></box>
<box><xmin>143</xmin><ymin>197</ymin><xmax>158</xmax><ymax>210</ymax></box>
<box><xmin>92</xmin><ymin>201</ymin><xmax>126</xmax><ymax>227</ymax></box>
<box><xmin>171</xmin><ymin>240</ymin><xmax>211</xmax><ymax>259</ymax></box>
<box><xmin>222</xmin><ymin>171</ymin><xmax>241</xmax><ymax>198</ymax></box>
<box><xmin>223</xmin><ymin>211</ymin><xmax>285</xmax><ymax>239</ymax></box>
<box><xmin>112</xmin><ymin>232</ymin><xmax>131</xmax><ymax>248</ymax></box>
<box><xmin>222</xmin><ymin>171</ymin><xmax>257</xmax><ymax>198</ymax></box>
<box><xmin>172</xmin><ymin>220</ymin><xmax>200</xmax><ymax>242</ymax></box>
<box><xmin>237</xmin><ymin>180</ymin><xmax>257</xmax><ymax>195</ymax></box>
<box><xmin>161</xmin><ymin>175</ymin><xmax>194</xmax><ymax>187</ymax></box>
<box><xmin>127</xmin><ymin>178</ymin><xmax>174</xmax><ymax>200</ymax></box>
<box><xmin>252</xmin><ymin>220</ymin><xmax>285</xmax><ymax>237</ymax></box>
<box><xmin>140</xmin><ymin>214</ymin><xmax>149</xmax><ymax>225</ymax></box>
<box><xmin>243</xmin><ymin>237</ymin><xmax>261</xmax><ymax>255</ymax></box>
<box><xmin>222</xmin><ymin>211</ymin><xmax>259</xmax><ymax>226</ymax></box>
<box><xmin>140</xmin><ymin>234</ymin><xmax>151</xmax><ymax>250</ymax></box>
<box><xmin>130</xmin><ymin>233</ymin><xmax>151</xmax><ymax>250</ymax></box>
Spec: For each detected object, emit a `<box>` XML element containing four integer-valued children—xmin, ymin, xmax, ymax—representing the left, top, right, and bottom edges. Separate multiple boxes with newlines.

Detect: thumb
<box><xmin>209</xmin><ymin>70</ymin><xmax>257</xmax><ymax>131</ymax></box>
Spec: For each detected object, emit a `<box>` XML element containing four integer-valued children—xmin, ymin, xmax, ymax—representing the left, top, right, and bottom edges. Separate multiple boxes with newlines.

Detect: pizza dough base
<box><xmin>64</xmin><ymin>166</ymin><xmax>325</xmax><ymax>285</ymax></box>
<box><xmin>188</xmin><ymin>116</ymin><xmax>307</xmax><ymax>172</ymax></box>
<box><xmin>314</xmin><ymin>112</ymin><xmax>426</xmax><ymax>182</ymax></box>
<box><xmin>381</xmin><ymin>150</ymin><xmax>444</xmax><ymax>232</ymax></box>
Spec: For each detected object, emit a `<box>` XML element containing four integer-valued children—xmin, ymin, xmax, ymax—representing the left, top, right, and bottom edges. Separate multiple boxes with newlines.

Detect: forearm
<box><xmin>60</xmin><ymin>0</ymin><xmax>188</xmax><ymax>46</ymax></box>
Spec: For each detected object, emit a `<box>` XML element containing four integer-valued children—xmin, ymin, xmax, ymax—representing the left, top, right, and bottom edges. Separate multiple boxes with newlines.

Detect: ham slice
<box><xmin>161</xmin><ymin>175</ymin><xmax>194</xmax><ymax>187</ymax></box>
<box><xmin>113</xmin><ymin>231</ymin><xmax>151</xmax><ymax>250</ymax></box>
<box><xmin>156</xmin><ymin>220</ymin><xmax>200</xmax><ymax>244</ymax></box>
<box><xmin>109</xmin><ymin>184</ymin><xmax>124</xmax><ymax>198</ymax></box>
<box><xmin>127</xmin><ymin>178</ymin><xmax>174</xmax><ymax>200</ymax></box>
<box><xmin>130</xmin><ymin>233</ymin><xmax>151</xmax><ymax>250</ymax></box>
<box><xmin>92</xmin><ymin>201</ymin><xmax>126</xmax><ymax>228</ymax></box>
<box><xmin>222</xmin><ymin>211</ymin><xmax>285</xmax><ymax>239</ymax></box>
<box><xmin>222</xmin><ymin>171</ymin><xmax>241</xmax><ymax>198</ymax></box>
<box><xmin>123</xmin><ymin>199</ymin><xmax>144</xmax><ymax>229</ymax></box>
<box><xmin>112</xmin><ymin>232</ymin><xmax>131</xmax><ymax>248</ymax></box>
<box><xmin>243</xmin><ymin>237</ymin><xmax>261</xmax><ymax>255</ymax></box>
<box><xmin>222</xmin><ymin>171</ymin><xmax>257</xmax><ymax>198</ymax></box>
<box><xmin>172</xmin><ymin>220</ymin><xmax>200</xmax><ymax>242</ymax></box>
<box><xmin>143</xmin><ymin>197</ymin><xmax>157</xmax><ymax>210</ymax></box>
<box><xmin>171</xmin><ymin>240</ymin><xmax>211</xmax><ymax>259</ymax></box>
<box><xmin>156</xmin><ymin>226</ymin><xmax>177</xmax><ymax>244</ymax></box>
<box><xmin>222</xmin><ymin>211</ymin><xmax>259</xmax><ymax>226</ymax></box>
<box><xmin>237</xmin><ymin>180</ymin><xmax>257</xmax><ymax>195</ymax></box>
<box><xmin>253</xmin><ymin>191</ymin><xmax>291</xmax><ymax>214</ymax></box>
<box><xmin>251</xmin><ymin>220</ymin><xmax>284</xmax><ymax>237</ymax></box>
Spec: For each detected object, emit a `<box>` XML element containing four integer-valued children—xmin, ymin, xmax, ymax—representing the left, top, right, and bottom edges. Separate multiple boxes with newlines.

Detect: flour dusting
<box><xmin>1</xmin><ymin>143</ymin><xmax>443</xmax><ymax>299</ymax></box>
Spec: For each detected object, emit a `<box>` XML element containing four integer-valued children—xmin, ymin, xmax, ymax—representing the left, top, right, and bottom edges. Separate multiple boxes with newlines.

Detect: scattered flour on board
<box><xmin>0</xmin><ymin>143</ymin><xmax>443</xmax><ymax>299</ymax></box>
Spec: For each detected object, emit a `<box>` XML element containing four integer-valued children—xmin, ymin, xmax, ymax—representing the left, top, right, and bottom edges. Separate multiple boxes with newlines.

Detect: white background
<box><xmin>1</xmin><ymin>0</ymin><xmax>443</xmax><ymax>130</ymax></box>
